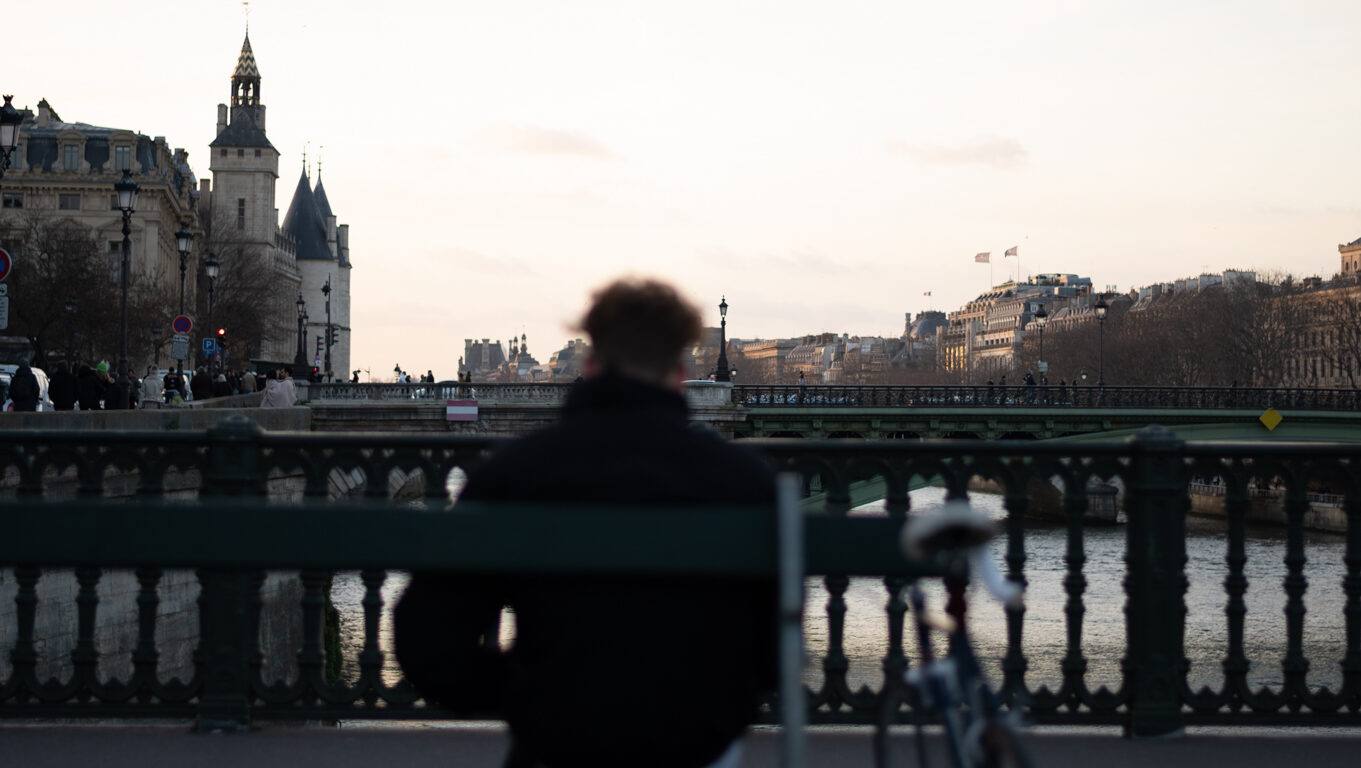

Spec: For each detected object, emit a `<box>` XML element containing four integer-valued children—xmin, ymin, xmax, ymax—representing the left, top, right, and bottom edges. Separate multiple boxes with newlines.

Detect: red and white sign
<box><xmin>445</xmin><ymin>399</ymin><xmax>478</xmax><ymax>422</ymax></box>
<box><xmin>0</xmin><ymin>246</ymin><xmax>12</xmax><ymax>281</ymax></box>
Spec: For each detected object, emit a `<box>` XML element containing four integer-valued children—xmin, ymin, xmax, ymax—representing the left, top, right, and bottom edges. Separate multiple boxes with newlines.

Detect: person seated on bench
<box><xmin>396</xmin><ymin>278</ymin><xmax>777</xmax><ymax>768</ymax></box>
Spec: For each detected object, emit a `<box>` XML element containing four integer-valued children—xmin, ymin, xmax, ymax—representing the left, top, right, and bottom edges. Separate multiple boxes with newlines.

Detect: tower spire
<box><xmin>231</xmin><ymin>30</ymin><xmax>261</xmax><ymax>107</ymax></box>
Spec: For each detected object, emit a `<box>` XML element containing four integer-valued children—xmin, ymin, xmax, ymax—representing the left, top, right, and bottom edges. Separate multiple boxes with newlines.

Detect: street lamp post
<box><xmin>1094</xmin><ymin>295</ymin><xmax>1109</xmax><ymax>387</ymax></box>
<box><xmin>293</xmin><ymin>293</ymin><xmax>308</xmax><ymax>379</ymax></box>
<box><xmin>65</xmin><ymin>299</ymin><xmax>77</xmax><ymax>365</ymax></box>
<box><xmin>113</xmin><ymin>170</ymin><xmax>139</xmax><ymax>409</ymax></box>
<box><xmin>0</xmin><ymin>95</ymin><xmax>22</xmax><ymax>182</ymax></box>
<box><xmin>204</xmin><ymin>253</ymin><xmax>219</xmax><ymax>373</ymax></box>
<box><xmin>715</xmin><ymin>296</ymin><xmax>731</xmax><ymax>383</ymax></box>
<box><xmin>174</xmin><ymin>226</ymin><xmax>192</xmax><ymax>373</ymax></box>
<box><xmin>151</xmin><ymin>325</ymin><xmax>162</xmax><ymax>367</ymax></box>
<box><xmin>322</xmin><ymin>276</ymin><xmax>333</xmax><ymax>382</ymax></box>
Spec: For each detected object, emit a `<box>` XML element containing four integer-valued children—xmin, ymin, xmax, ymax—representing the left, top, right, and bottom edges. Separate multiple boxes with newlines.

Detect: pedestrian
<box><xmin>93</xmin><ymin>362</ymin><xmax>113</xmax><ymax>409</ymax></box>
<box><xmin>126</xmin><ymin>368</ymin><xmax>140</xmax><ymax>409</ymax></box>
<box><xmin>8</xmin><ymin>360</ymin><xmax>40</xmax><ymax>411</ymax></box>
<box><xmin>259</xmin><ymin>368</ymin><xmax>298</xmax><ymax>407</ymax></box>
<box><xmin>396</xmin><ymin>278</ymin><xmax>776</xmax><ymax>768</ymax></box>
<box><xmin>77</xmin><ymin>364</ymin><xmax>103</xmax><ymax>411</ymax></box>
<box><xmin>213</xmin><ymin>373</ymin><xmax>233</xmax><ymax>398</ymax></box>
<box><xmin>239</xmin><ymin>368</ymin><xmax>256</xmax><ymax>394</ymax></box>
<box><xmin>49</xmin><ymin>363</ymin><xmax>78</xmax><ymax>411</ymax></box>
<box><xmin>1024</xmin><ymin>371</ymin><xmax>1036</xmax><ymax>404</ymax></box>
<box><xmin>141</xmin><ymin>365</ymin><xmax>163</xmax><ymax>406</ymax></box>
<box><xmin>190</xmin><ymin>367</ymin><xmax>211</xmax><ymax>401</ymax></box>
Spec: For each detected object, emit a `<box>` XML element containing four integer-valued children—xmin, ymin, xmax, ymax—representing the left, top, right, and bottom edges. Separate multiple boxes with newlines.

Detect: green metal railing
<box><xmin>0</xmin><ymin>416</ymin><xmax>1358</xmax><ymax>735</ymax></box>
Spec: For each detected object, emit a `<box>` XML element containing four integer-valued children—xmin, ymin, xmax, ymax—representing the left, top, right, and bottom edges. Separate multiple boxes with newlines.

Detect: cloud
<box><xmin>474</xmin><ymin>123</ymin><xmax>614</xmax><ymax>159</ymax></box>
<box><xmin>890</xmin><ymin>135</ymin><xmax>1028</xmax><ymax>170</ymax></box>
<box><xmin>439</xmin><ymin>246</ymin><xmax>534</xmax><ymax>276</ymax></box>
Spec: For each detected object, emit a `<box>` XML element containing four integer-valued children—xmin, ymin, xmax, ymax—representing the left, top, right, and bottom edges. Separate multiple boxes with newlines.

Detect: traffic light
<box><xmin>217</xmin><ymin>328</ymin><xmax>226</xmax><ymax>337</ymax></box>
<box><xmin>329</xmin><ymin>327</ymin><xmax>339</xmax><ymax>345</ymax></box>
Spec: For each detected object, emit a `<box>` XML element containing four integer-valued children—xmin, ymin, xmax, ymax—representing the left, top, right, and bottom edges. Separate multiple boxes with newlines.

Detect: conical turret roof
<box><xmin>314</xmin><ymin>177</ymin><xmax>333</xmax><ymax>220</ymax></box>
<box><xmin>282</xmin><ymin>170</ymin><xmax>333</xmax><ymax>262</ymax></box>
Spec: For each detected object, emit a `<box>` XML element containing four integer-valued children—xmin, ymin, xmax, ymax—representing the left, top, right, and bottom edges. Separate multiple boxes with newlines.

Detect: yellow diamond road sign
<box><xmin>1259</xmin><ymin>408</ymin><xmax>1283</xmax><ymax>431</ymax></box>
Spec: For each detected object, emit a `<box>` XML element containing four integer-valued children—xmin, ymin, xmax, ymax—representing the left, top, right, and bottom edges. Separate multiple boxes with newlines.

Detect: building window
<box><xmin>220</xmin><ymin>148</ymin><xmax>227</xmax><ymax>157</ymax></box>
<box><xmin>237</xmin><ymin>149</ymin><xmax>244</xmax><ymax>158</ymax></box>
<box><xmin>10</xmin><ymin>145</ymin><xmax>21</xmax><ymax>171</ymax></box>
<box><xmin>1</xmin><ymin>193</ymin><xmax>22</xmax><ymax>209</ymax></box>
<box><xmin>254</xmin><ymin>149</ymin><xmax>261</xmax><ymax>157</ymax></box>
<box><xmin>114</xmin><ymin>146</ymin><xmax>131</xmax><ymax>171</ymax></box>
<box><xmin>237</xmin><ymin>199</ymin><xmax>246</xmax><ymax>229</ymax></box>
<box><xmin>109</xmin><ymin>194</ymin><xmax>119</xmax><ymax>210</ymax></box>
<box><xmin>63</xmin><ymin>145</ymin><xmax>79</xmax><ymax>171</ymax></box>
<box><xmin>58</xmin><ymin>194</ymin><xmax>81</xmax><ymax>211</ymax></box>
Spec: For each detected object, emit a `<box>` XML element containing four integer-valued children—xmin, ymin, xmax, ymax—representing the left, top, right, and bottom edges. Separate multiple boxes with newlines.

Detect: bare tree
<box><xmin>0</xmin><ymin>212</ymin><xmax>121</xmax><ymax>368</ymax></box>
<box><xmin>194</xmin><ymin>205</ymin><xmax>297</xmax><ymax>370</ymax></box>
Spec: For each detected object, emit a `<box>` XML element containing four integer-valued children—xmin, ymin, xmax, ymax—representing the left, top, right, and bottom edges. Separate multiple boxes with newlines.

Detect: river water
<box><xmin>329</xmin><ymin>486</ymin><xmax>1351</xmax><ymax>697</ymax></box>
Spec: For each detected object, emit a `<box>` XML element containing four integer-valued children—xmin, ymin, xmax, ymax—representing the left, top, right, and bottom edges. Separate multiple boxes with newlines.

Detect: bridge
<box><xmin>295</xmin><ymin>382</ymin><xmax>1361</xmax><ymax>442</ymax></box>
<box><xmin>1</xmin><ymin>416</ymin><xmax>1360</xmax><ymax>763</ymax></box>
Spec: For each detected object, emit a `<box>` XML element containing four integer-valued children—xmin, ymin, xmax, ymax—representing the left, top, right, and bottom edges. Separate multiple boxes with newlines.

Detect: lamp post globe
<box><xmin>0</xmin><ymin>95</ymin><xmax>22</xmax><ymax>180</ymax></box>
<box><xmin>715</xmin><ymin>296</ymin><xmax>731</xmax><ymax>383</ymax></box>
<box><xmin>113</xmin><ymin>170</ymin><xmax>139</xmax><ymax>409</ymax></box>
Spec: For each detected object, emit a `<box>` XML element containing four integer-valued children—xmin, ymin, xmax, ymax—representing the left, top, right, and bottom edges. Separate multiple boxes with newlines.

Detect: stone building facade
<box><xmin>2</xmin><ymin>99</ymin><xmax>200</xmax><ymax>326</ymax></box>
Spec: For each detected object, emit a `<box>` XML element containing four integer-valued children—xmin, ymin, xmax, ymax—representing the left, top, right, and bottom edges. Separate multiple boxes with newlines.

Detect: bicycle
<box><xmin>873</xmin><ymin>499</ymin><xmax>1034</xmax><ymax>768</ymax></box>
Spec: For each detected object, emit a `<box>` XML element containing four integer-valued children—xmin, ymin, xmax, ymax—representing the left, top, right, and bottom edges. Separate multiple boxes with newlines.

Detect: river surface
<box><xmin>329</xmin><ymin>487</ymin><xmax>1350</xmax><ymax>696</ymax></box>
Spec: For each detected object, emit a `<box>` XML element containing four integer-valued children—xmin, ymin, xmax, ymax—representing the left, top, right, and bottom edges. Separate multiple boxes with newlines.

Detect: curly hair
<box><xmin>579</xmin><ymin>278</ymin><xmax>702</xmax><ymax>383</ymax></box>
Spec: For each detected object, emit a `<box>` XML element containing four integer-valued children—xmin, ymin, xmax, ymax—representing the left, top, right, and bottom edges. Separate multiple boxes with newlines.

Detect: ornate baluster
<box><xmin>359</xmin><ymin>569</ymin><xmax>386</xmax><ymax>705</ymax></box>
<box><xmin>132</xmin><ymin>567</ymin><xmax>162</xmax><ymax>702</ymax></box>
<box><xmin>298</xmin><ymin>569</ymin><xmax>330</xmax><ymax>704</ymax></box>
<box><xmin>1342</xmin><ymin>490</ymin><xmax>1361</xmax><ymax>709</ymax></box>
<box><xmin>823</xmin><ymin>574</ymin><xmax>852</xmax><ymax>708</ymax></box>
<box><xmin>1282</xmin><ymin>479</ymin><xmax>1310</xmax><ymax>712</ymax></box>
<box><xmin>1222</xmin><ymin>471</ymin><xmax>1251</xmax><ymax>710</ymax></box>
<box><xmin>881</xmin><ymin>575</ymin><xmax>907</xmax><ymax>719</ymax></box>
<box><xmin>10</xmin><ymin>566</ymin><xmax>42</xmax><ymax>701</ymax></box>
<box><xmin>72</xmin><ymin>567</ymin><xmax>101</xmax><ymax>702</ymax></box>
<box><xmin>1003</xmin><ymin>478</ymin><xmax>1031</xmax><ymax>706</ymax></box>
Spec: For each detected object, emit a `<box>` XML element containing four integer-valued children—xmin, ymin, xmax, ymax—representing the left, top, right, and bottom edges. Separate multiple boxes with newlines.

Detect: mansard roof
<box><xmin>234</xmin><ymin>35</ymin><xmax>260</xmax><ymax>79</ymax></box>
<box><xmin>282</xmin><ymin>170</ymin><xmax>333</xmax><ymax>261</ymax></box>
<box><xmin>1346</xmin><ymin>235</ymin><xmax>1361</xmax><ymax>248</ymax></box>
<box><xmin>208</xmin><ymin>106</ymin><xmax>275</xmax><ymax>150</ymax></box>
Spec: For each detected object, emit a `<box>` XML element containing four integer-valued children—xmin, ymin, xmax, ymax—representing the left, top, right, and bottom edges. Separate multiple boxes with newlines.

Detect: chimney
<box><xmin>216</xmin><ymin>104</ymin><xmax>228</xmax><ymax>136</ymax></box>
<box><xmin>257</xmin><ymin>104</ymin><xmax>266</xmax><ymax>131</ymax></box>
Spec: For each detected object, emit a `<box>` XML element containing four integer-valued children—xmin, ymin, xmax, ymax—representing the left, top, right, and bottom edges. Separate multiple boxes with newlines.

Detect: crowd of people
<box><xmin>4</xmin><ymin>359</ymin><xmax>304</xmax><ymax>411</ymax></box>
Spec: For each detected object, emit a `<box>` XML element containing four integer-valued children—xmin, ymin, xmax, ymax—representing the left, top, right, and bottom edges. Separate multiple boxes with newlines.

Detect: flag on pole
<box><xmin>975</xmin><ymin>252</ymin><xmax>991</xmax><ymax>263</ymax></box>
<box><xmin>1005</xmin><ymin>246</ymin><xmax>1018</xmax><ymax>257</ymax></box>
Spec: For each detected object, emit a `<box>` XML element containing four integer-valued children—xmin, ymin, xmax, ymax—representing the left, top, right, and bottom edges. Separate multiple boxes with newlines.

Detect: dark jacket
<box><xmin>49</xmin><ymin>368</ymin><xmax>77</xmax><ymax>410</ymax></box>
<box><xmin>395</xmin><ymin>373</ymin><xmax>777</xmax><ymax>768</ymax></box>
<box><xmin>190</xmin><ymin>369</ymin><xmax>211</xmax><ymax>401</ymax></box>
<box><xmin>8</xmin><ymin>364</ymin><xmax>39</xmax><ymax>411</ymax></box>
<box><xmin>76</xmin><ymin>367</ymin><xmax>104</xmax><ymax>411</ymax></box>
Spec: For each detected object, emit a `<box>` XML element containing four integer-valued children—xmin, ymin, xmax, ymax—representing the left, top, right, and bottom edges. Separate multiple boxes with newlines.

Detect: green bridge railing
<box><xmin>0</xmin><ymin>416</ymin><xmax>1358</xmax><ymax>735</ymax></box>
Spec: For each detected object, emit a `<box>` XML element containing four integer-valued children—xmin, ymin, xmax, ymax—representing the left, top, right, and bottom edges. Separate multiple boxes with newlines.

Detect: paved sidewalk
<box><xmin>3</xmin><ymin>723</ymin><xmax>1361</xmax><ymax>767</ymax></box>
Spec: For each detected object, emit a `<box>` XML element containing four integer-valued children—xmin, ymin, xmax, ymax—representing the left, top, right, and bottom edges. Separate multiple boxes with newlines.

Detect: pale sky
<box><xmin>10</xmin><ymin>1</ymin><xmax>1361</xmax><ymax>378</ymax></box>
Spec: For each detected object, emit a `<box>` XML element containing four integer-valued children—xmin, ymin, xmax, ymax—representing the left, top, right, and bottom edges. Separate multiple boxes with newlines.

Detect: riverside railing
<box><xmin>307</xmin><ymin>382</ymin><xmax>1361</xmax><ymax>411</ymax></box>
<box><xmin>0</xmin><ymin>418</ymin><xmax>1358</xmax><ymax>736</ymax></box>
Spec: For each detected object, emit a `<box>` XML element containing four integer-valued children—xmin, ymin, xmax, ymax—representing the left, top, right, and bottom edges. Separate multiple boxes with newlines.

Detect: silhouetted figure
<box><xmin>397</xmin><ymin>279</ymin><xmax>776</xmax><ymax>768</ymax></box>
